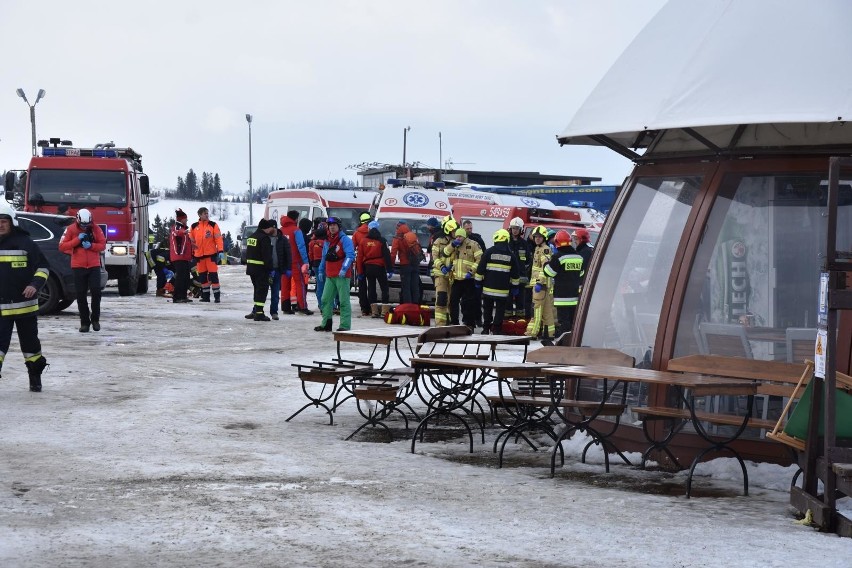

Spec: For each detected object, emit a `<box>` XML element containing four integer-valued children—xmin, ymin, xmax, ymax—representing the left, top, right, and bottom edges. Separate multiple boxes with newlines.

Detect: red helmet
<box><xmin>573</xmin><ymin>228</ymin><xmax>590</xmax><ymax>244</ymax></box>
<box><xmin>555</xmin><ymin>230</ymin><xmax>572</xmax><ymax>248</ymax></box>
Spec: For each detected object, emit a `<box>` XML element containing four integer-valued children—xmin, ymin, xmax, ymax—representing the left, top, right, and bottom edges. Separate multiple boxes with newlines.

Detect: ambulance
<box><xmin>263</xmin><ymin>187</ymin><xmax>376</xmax><ymax>234</ymax></box>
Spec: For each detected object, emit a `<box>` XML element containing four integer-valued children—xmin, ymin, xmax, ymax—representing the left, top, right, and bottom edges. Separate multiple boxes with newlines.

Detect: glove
<box><xmin>511</xmin><ymin>286</ymin><xmax>519</xmax><ymax>297</ymax></box>
<box><xmin>440</xmin><ymin>266</ymin><xmax>450</xmax><ymax>275</ymax></box>
<box><xmin>81</xmin><ymin>240</ymin><xmax>92</xmax><ymax>249</ymax></box>
<box><xmin>284</xmin><ymin>269</ymin><xmax>292</xmax><ymax>278</ymax></box>
<box><xmin>534</xmin><ymin>283</ymin><xmax>543</xmax><ymax>293</ymax></box>
<box><xmin>451</xmin><ymin>238</ymin><xmax>463</xmax><ymax>247</ymax></box>
<box><xmin>386</xmin><ymin>271</ymin><xmax>394</xmax><ymax>280</ymax></box>
<box><xmin>464</xmin><ymin>271</ymin><xmax>473</xmax><ymax>279</ymax></box>
<box><xmin>164</xmin><ymin>269</ymin><xmax>175</xmax><ymax>280</ymax></box>
<box><xmin>218</xmin><ymin>252</ymin><xmax>224</xmax><ymax>263</ymax></box>
<box><xmin>79</xmin><ymin>233</ymin><xmax>91</xmax><ymax>243</ymax></box>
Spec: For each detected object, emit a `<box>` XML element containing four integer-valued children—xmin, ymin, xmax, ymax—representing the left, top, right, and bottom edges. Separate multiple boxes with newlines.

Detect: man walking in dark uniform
<box><xmin>244</xmin><ymin>219</ymin><xmax>277</xmax><ymax>321</ymax></box>
<box><xmin>0</xmin><ymin>202</ymin><xmax>50</xmax><ymax>391</ymax></box>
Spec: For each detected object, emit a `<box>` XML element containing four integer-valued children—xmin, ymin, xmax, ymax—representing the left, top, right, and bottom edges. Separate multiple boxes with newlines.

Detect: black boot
<box><xmin>92</xmin><ymin>320</ymin><xmax>100</xmax><ymax>332</ymax></box>
<box><xmin>26</xmin><ymin>357</ymin><xmax>47</xmax><ymax>392</ymax></box>
<box><xmin>282</xmin><ymin>301</ymin><xmax>294</xmax><ymax>315</ymax></box>
<box><xmin>79</xmin><ymin>323</ymin><xmax>90</xmax><ymax>333</ymax></box>
<box><xmin>314</xmin><ymin>320</ymin><xmax>333</xmax><ymax>332</ymax></box>
<box><xmin>214</xmin><ymin>292</ymin><xmax>221</xmax><ymax>304</ymax></box>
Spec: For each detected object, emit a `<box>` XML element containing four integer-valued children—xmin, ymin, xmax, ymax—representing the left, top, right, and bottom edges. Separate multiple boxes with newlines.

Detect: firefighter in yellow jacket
<box><xmin>430</xmin><ymin>216</ymin><xmax>457</xmax><ymax>326</ymax></box>
<box><xmin>525</xmin><ymin>225</ymin><xmax>556</xmax><ymax>344</ymax></box>
<box><xmin>448</xmin><ymin>227</ymin><xmax>482</xmax><ymax>327</ymax></box>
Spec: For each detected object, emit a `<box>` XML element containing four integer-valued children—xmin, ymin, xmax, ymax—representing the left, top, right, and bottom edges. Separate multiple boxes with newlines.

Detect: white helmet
<box><xmin>0</xmin><ymin>201</ymin><xmax>18</xmax><ymax>226</ymax></box>
<box><xmin>76</xmin><ymin>208</ymin><xmax>93</xmax><ymax>226</ymax></box>
<box><xmin>509</xmin><ymin>217</ymin><xmax>524</xmax><ymax>230</ymax></box>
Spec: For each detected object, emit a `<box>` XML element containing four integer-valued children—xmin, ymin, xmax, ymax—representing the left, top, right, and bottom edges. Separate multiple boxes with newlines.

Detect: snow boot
<box><xmin>92</xmin><ymin>320</ymin><xmax>100</xmax><ymax>332</ymax></box>
<box><xmin>79</xmin><ymin>323</ymin><xmax>90</xmax><ymax>333</ymax></box>
<box><xmin>214</xmin><ymin>292</ymin><xmax>221</xmax><ymax>303</ymax></box>
<box><xmin>254</xmin><ymin>313</ymin><xmax>271</xmax><ymax>321</ymax></box>
<box><xmin>26</xmin><ymin>356</ymin><xmax>47</xmax><ymax>392</ymax></box>
<box><xmin>314</xmin><ymin>320</ymin><xmax>333</xmax><ymax>332</ymax></box>
<box><xmin>380</xmin><ymin>304</ymin><xmax>392</xmax><ymax>320</ymax></box>
<box><xmin>298</xmin><ymin>308</ymin><xmax>314</xmax><ymax>316</ymax></box>
<box><xmin>156</xmin><ymin>287</ymin><xmax>167</xmax><ymax>297</ymax></box>
<box><xmin>281</xmin><ymin>301</ymin><xmax>294</xmax><ymax>315</ymax></box>
<box><xmin>370</xmin><ymin>303</ymin><xmax>381</xmax><ymax>318</ymax></box>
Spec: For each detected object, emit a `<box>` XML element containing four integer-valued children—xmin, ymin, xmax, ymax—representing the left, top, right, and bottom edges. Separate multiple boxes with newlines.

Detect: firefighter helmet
<box><xmin>493</xmin><ymin>229</ymin><xmax>510</xmax><ymax>243</ymax></box>
<box><xmin>555</xmin><ymin>230</ymin><xmax>572</xmax><ymax>248</ymax></box>
<box><xmin>508</xmin><ymin>217</ymin><xmax>524</xmax><ymax>230</ymax></box>
<box><xmin>0</xmin><ymin>201</ymin><xmax>18</xmax><ymax>226</ymax></box>
<box><xmin>573</xmin><ymin>228</ymin><xmax>591</xmax><ymax>244</ymax></box>
<box><xmin>532</xmin><ymin>225</ymin><xmax>548</xmax><ymax>240</ymax></box>
<box><xmin>441</xmin><ymin>216</ymin><xmax>458</xmax><ymax>235</ymax></box>
<box><xmin>76</xmin><ymin>208</ymin><xmax>93</xmax><ymax>227</ymax></box>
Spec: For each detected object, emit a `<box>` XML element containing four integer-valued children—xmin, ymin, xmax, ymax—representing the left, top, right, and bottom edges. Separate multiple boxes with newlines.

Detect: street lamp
<box><xmin>16</xmin><ymin>88</ymin><xmax>46</xmax><ymax>157</ymax></box>
<box><xmin>402</xmin><ymin>126</ymin><xmax>411</xmax><ymax>175</ymax></box>
<box><xmin>246</xmin><ymin>113</ymin><xmax>253</xmax><ymax>225</ymax></box>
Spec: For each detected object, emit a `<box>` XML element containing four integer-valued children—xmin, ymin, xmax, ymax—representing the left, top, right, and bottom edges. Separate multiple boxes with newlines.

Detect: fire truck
<box><xmin>5</xmin><ymin>139</ymin><xmax>151</xmax><ymax>296</ymax></box>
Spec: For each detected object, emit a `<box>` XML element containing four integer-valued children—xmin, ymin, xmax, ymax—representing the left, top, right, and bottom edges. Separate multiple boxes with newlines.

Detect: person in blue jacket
<box><xmin>314</xmin><ymin>217</ymin><xmax>355</xmax><ymax>332</ymax></box>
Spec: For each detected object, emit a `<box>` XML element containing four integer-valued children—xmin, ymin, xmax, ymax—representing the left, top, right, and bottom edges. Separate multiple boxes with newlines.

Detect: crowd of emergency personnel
<box><xmin>231</xmin><ymin>206</ymin><xmax>593</xmax><ymax>345</ymax></box>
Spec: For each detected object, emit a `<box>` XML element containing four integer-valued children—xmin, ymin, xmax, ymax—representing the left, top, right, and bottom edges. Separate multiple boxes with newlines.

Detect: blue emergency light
<box><xmin>42</xmin><ymin>148</ymin><xmax>119</xmax><ymax>158</ymax></box>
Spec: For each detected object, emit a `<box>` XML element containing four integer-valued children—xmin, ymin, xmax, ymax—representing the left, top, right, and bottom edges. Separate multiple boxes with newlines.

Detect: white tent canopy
<box><xmin>558</xmin><ymin>0</ymin><xmax>852</xmax><ymax>156</ymax></box>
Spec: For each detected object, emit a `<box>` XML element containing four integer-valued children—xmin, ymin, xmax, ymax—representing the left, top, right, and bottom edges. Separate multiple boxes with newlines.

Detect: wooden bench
<box><xmin>488</xmin><ymin>346</ymin><xmax>636</xmax><ymax>472</ymax></box>
<box><xmin>287</xmin><ymin>359</ymin><xmax>375</xmax><ymax>425</ymax></box>
<box><xmin>343</xmin><ymin>368</ymin><xmax>420</xmax><ymax>441</ymax></box>
<box><xmin>633</xmin><ymin>354</ymin><xmax>816</xmax><ymax>497</ymax></box>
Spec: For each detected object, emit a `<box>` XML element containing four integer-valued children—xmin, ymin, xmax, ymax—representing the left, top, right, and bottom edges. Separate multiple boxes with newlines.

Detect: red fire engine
<box><xmin>7</xmin><ymin>138</ymin><xmax>151</xmax><ymax>296</ymax></box>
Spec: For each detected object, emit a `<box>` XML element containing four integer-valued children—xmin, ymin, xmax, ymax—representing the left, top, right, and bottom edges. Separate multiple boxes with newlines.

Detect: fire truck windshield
<box><xmin>29</xmin><ymin>170</ymin><xmax>127</xmax><ymax>207</ymax></box>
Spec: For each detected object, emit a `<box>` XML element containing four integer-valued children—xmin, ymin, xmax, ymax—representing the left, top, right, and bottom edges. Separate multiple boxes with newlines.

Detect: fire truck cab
<box><xmin>6</xmin><ymin>139</ymin><xmax>151</xmax><ymax>296</ymax></box>
<box><xmin>452</xmin><ymin>202</ymin><xmax>597</xmax><ymax>248</ymax></box>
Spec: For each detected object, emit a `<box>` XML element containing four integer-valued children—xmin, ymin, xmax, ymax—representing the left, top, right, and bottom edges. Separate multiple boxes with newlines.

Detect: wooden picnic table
<box><xmin>543</xmin><ymin>364</ymin><xmax>758</xmax><ymax>496</ymax></box>
<box><xmin>333</xmin><ymin>327</ymin><xmax>423</xmax><ymax>369</ymax></box>
<box><xmin>427</xmin><ymin>333</ymin><xmax>531</xmax><ymax>361</ymax></box>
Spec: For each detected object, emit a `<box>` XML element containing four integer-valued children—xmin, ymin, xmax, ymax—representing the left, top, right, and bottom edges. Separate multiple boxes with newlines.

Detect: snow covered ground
<box><xmin>1</xmin><ymin>267</ymin><xmax>850</xmax><ymax>567</ymax></box>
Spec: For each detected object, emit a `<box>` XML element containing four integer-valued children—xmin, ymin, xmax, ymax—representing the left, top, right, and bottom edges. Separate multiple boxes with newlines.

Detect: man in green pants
<box><xmin>314</xmin><ymin>217</ymin><xmax>356</xmax><ymax>332</ymax></box>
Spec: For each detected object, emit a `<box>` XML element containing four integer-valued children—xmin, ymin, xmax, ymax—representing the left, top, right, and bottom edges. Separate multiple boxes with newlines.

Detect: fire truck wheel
<box><xmin>117</xmin><ymin>265</ymin><xmax>139</xmax><ymax>297</ymax></box>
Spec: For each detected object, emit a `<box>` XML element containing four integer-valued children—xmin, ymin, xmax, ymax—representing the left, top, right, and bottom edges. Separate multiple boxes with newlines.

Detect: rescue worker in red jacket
<box><xmin>352</xmin><ymin>211</ymin><xmax>372</xmax><ymax>316</ymax></box>
<box><xmin>169</xmin><ymin>209</ymin><xmax>194</xmax><ymax>303</ymax></box>
<box><xmin>279</xmin><ymin>211</ymin><xmax>313</xmax><ymax>315</ymax></box>
<box><xmin>390</xmin><ymin>222</ymin><xmax>422</xmax><ymax>304</ymax></box>
<box><xmin>58</xmin><ymin>208</ymin><xmax>107</xmax><ymax>332</ymax></box>
<box><xmin>0</xmin><ymin>203</ymin><xmax>50</xmax><ymax>391</ymax></box>
<box><xmin>355</xmin><ymin>220</ymin><xmax>393</xmax><ymax>317</ymax></box>
<box><xmin>189</xmin><ymin>207</ymin><xmax>224</xmax><ymax>303</ymax></box>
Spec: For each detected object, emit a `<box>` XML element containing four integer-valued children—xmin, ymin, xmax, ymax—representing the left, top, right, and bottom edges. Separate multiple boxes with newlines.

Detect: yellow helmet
<box><xmin>442</xmin><ymin>216</ymin><xmax>458</xmax><ymax>235</ymax></box>
<box><xmin>493</xmin><ymin>229</ymin><xmax>510</xmax><ymax>243</ymax></box>
<box><xmin>532</xmin><ymin>225</ymin><xmax>548</xmax><ymax>239</ymax></box>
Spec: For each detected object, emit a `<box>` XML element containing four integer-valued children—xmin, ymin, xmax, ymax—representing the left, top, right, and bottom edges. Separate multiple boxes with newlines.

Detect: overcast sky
<box><xmin>1</xmin><ymin>1</ymin><xmax>665</xmax><ymax>193</ymax></box>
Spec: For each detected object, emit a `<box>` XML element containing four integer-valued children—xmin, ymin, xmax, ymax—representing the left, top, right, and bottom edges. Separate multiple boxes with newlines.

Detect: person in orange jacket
<box><xmin>58</xmin><ymin>208</ymin><xmax>107</xmax><ymax>332</ymax></box>
<box><xmin>355</xmin><ymin>220</ymin><xmax>393</xmax><ymax>314</ymax></box>
<box><xmin>279</xmin><ymin>211</ymin><xmax>313</xmax><ymax>315</ymax></box>
<box><xmin>189</xmin><ymin>207</ymin><xmax>224</xmax><ymax>303</ymax></box>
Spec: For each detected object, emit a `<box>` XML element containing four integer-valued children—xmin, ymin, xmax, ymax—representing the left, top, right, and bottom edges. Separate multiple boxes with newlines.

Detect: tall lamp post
<box><xmin>16</xmin><ymin>88</ymin><xmax>46</xmax><ymax>157</ymax></box>
<box><xmin>402</xmin><ymin>126</ymin><xmax>411</xmax><ymax>177</ymax></box>
<box><xmin>246</xmin><ymin>114</ymin><xmax>253</xmax><ymax>225</ymax></box>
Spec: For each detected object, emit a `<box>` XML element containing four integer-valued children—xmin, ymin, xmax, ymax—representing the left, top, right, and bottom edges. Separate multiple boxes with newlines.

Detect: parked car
<box><xmin>16</xmin><ymin>212</ymin><xmax>108</xmax><ymax>314</ymax></box>
<box><xmin>237</xmin><ymin>225</ymin><xmax>258</xmax><ymax>265</ymax></box>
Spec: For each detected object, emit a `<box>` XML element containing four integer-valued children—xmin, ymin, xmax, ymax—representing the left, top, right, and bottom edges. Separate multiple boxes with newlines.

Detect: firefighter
<box><xmin>543</xmin><ymin>230</ymin><xmax>585</xmax><ymax>339</ymax></box>
<box><xmin>170</xmin><ymin>209</ymin><xmax>194</xmax><ymax>303</ymax></box>
<box><xmin>314</xmin><ymin>217</ymin><xmax>355</xmax><ymax>332</ymax></box>
<box><xmin>353</xmin><ymin>211</ymin><xmax>372</xmax><ymax>316</ymax></box>
<box><xmin>150</xmin><ymin>238</ymin><xmax>172</xmax><ymax>297</ymax></box>
<box><xmin>573</xmin><ymin>228</ymin><xmax>594</xmax><ymax>275</ymax></box>
<box><xmin>244</xmin><ymin>219</ymin><xmax>277</xmax><ymax>321</ymax></box>
<box><xmin>189</xmin><ymin>207</ymin><xmax>224</xmax><ymax>303</ymax></box>
<box><xmin>448</xmin><ymin>227</ymin><xmax>482</xmax><ymax>328</ymax></box>
<box><xmin>430</xmin><ymin>216</ymin><xmax>457</xmax><ymax>327</ymax></box>
<box><xmin>507</xmin><ymin>216</ymin><xmax>532</xmax><ymax>319</ymax></box>
<box><xmin>525</xmin><ymin>225</ymin><xmax>556</xmax><ymax>344</ymax></box>
<box><xmin>59</xmin><ymin>208</ymin><xmax>107</xmax><ymax>332</ymax></box>
<box><xmin>0</xmin><ymin>202</ymin><xmax>49</xmax><ymax>391</ymax></box>
<box><xmin>475</xmin><ymin>229</ymin><xmax>520</xmax><ymax>335</ymax></box>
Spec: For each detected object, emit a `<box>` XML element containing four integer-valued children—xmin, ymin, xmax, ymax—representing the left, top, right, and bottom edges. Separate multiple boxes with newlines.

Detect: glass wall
<box><xmin>581</xmin><ymin>176</ymin><xmax>701</xmax><ymax>368</ymax></box>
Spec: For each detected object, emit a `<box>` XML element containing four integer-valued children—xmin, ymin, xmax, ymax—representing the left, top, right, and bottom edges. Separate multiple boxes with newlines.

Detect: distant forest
<box><xmin>163</xmin><ymin>171</ymin><xmax>357</xmax><ymax>203</ymax></box>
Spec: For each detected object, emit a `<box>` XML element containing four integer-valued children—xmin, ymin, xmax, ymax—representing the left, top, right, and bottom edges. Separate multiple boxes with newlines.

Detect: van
<box><xmin>263</xmin><ymin>187</ymin><xmax>375</xmax><ymax>234</ymax></box>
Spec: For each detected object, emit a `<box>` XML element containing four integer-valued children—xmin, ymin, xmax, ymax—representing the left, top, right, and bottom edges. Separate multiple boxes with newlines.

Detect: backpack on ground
<box><xmin>385</xmin><ymin>303</ymin><xmax>431</xmax><ymax>326</ymax></box>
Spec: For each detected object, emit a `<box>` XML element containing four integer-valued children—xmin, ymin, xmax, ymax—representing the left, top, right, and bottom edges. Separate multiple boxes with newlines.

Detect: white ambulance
<box><xmin>263</xmin><ymin>187</ymin><xmax>376</xmax><ymax>234</ymax></box>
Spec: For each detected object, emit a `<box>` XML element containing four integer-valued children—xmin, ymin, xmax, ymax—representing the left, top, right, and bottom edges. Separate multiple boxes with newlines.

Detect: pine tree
<box><xmin>176</xmin><ymin>176</ymin><xmax>186</xmax><ymax>199</ymax></box>
<box><xmin>151</xmin><ymin>214</ymin><xmax>165</xmax><ymax>244</ymax></box>
<box><xmin>213</xmin><ymin>174</ymin><xmax>222</xmax><ymax>201</ymax></box>
<box><xmin>201</xmin><ymin>172</ymin><xmax>211</xmax><ymax>200</ymax></box>
<box><xmin>186</xmin><ymin>169</ymin><xmax>198</xmax><ymax>199</ymax></box>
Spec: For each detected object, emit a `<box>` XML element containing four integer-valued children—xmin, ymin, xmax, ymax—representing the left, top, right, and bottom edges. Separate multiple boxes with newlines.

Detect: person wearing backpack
<box><xmin>391</xmin><ymin>222</ymin><xmax>422</xmax><ymax>304</ymax></box>
<box><xmin>356</xmin><ymin>221</ymin><xmax>393</xmax><ymax>317</ymax></box>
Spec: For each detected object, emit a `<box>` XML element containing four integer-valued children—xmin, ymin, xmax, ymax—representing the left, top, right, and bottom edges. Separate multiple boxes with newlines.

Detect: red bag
<box><xmin>385</xmin><ymin>303</ymin><xmax>432</xmax><ymax>326</ymax></box>
<box><xmin>500</xmin><ymin>319</ymin><xmax>528</xmax><ymax>336</ymax></box>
